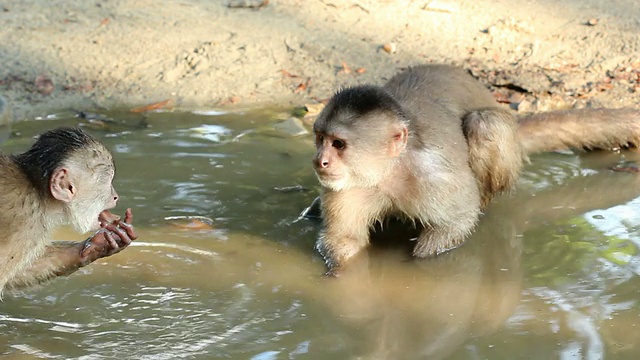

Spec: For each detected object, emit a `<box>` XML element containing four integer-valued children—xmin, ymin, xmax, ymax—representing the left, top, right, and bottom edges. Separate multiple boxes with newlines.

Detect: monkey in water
<box><xmin>0</xmin><ymin>127</ymin><xmax>138</xmax><ymax>295</ymax></box>
<box><xmin>312</xmin><ymin>64</ymin><xmax>640</xmax><ymax>274</ymax></box>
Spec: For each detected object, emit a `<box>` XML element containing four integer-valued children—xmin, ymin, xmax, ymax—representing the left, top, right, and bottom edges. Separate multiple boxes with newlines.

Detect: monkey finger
<box><xmin>123</xmin><ymin>208</ymin><xmax>133</xmax><ymax>224</ymax></box>
<box><xmin>103</xmin><ymin>224</ymin><xmax>125</xmax><ymax>243</ymax></box>
<box><xmin>106</xmin><ymin>224</ymin><xmax>133</xmax><ymax>246</ymax></box>
<box><xmin>118</xmin><ymin>222</ymin><xmax>138</xmax><ymax>240</ymax></box>
<box><xmin>104</xmin><ymin>231</ymin><xmax>120</xmax><ymax>250</ymax></box>
<box><xmin>99</xmin><ymin>210</ymin><xmax>120</xmax><ymax>225</ymax></box>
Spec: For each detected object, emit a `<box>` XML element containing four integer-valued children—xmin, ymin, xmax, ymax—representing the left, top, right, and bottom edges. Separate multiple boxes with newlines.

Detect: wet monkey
<box><xmin>0</xmin><ymin>127</ymin><xmax>137</xmax><ymax>295</ymax></box>
<box><xmin>312</xmin><ymin>64</ymin><xmax>640</xmax><ymax>274</ymax></box>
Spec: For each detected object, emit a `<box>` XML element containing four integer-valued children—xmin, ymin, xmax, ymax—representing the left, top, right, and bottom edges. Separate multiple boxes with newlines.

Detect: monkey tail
<box><xmin>517</xmin><ymin>108</ymin><xmax>640</xmax><ymax>154</ymax></box>
<box><xmin>463</xmin><ymin>108</ymin><xmax>525</xmax><ymax>208</ymax></box>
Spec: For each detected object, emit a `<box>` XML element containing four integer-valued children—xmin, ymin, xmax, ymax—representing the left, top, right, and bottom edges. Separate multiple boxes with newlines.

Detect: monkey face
<box><xmin>70</xmin><ymin>162</ymin><xmax>118</xmax><ymax>233</ymax></box>
<box><xmin>312</xmin><ymin>87</ymin><xmax>409</xmax><ymax>193</ymax></box>
<box><xmin>51</xmin><ymin>146</ymin><xmax>119</xmax><ymax>234</ymax></box>
<box><xmin>313</xmin><ymin>132</ymin><xmax>352</xmax><ymax>191</ymax></box>
<box><xmin>313</xmin><ymin>122</ymin><xmax>408</xmax><ymax>192</ymax></box>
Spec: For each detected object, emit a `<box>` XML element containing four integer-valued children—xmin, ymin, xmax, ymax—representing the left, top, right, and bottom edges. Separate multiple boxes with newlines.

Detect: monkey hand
<box><xmin>99</xmin><ymin>209</ymin><xmax>122</xmax><ymax>227</ymax></box>
<box><xmin>80</xmin><ymin>208</ymin><xmax>138</xmax><ymax>266</ymax></box>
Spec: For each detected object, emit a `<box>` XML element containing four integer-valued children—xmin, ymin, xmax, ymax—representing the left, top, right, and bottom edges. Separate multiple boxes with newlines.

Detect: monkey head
<box><xmin>312</xmin><ymin>86</ymin><xmax>409</xmax><ymax>191</ymax></box>
<box><xmin>14</xmin><ymin>128</ymin><xmax>119</xmax><ymax>233</ymax></box>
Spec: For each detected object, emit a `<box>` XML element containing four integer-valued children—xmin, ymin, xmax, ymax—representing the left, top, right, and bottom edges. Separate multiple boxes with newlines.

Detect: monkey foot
<box><xmin>412</xmin><ymin>239</ymin><xmax>465</xmax><ymax>258</ymax></box>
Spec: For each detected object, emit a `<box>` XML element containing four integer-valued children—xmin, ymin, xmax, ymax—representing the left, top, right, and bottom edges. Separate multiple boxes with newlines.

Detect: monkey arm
<box><xmin>6</xmin><ymin>215</ymin><xmax>137</xmax><ymax>291</ymax></box>
<box><xmin>5</xmin><ymin>241</ymin><xmax>89</xmax><ymax>290</ymax></box>
<box><xmin>317</xmin><ymin>190</ymin><xmax>384</xmax><ymax>274</ymax></box>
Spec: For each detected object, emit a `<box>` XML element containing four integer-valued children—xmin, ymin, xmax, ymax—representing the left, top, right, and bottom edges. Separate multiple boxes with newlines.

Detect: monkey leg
<box><xmin>412</xmin><ymin>216</ymin><xmax>478</xmax><ymax>258</ymax></box>
<box><xmin>463</xmin><ymin>108</ymin><xmax>525</xmax><ymax>207</ymax></box>
<box><xmin>413</xmin><ymin>200</ymin><xmax>480</xmax><ymax>258</ymax></box>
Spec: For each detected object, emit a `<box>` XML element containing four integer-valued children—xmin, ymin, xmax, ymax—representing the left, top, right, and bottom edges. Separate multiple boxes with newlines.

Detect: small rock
<box><xmin>304</xmin><ymin>103</ymin><xmax>325</xmax><ymax>118</ymax></box>
<box><xmin>516</xmin><ymin>99</ymin><xmax>533</xmax><ymax>113</ymax></box>
<box><xmin>382</xmin><ymin>42</ymin><xmax>397</xmax><ymax>54</ymax></box>
<box><xmin>227</xmin><ymin>0</ymin><xmax>268</xmax><ymax>8</ymax></box>
<box><xmin>585</xmin><ymin>18</ymin><xmax>599</xmax><ymax>26</ymax></box>
<box><xmin>161</xmin><ymin>67</ymin><xmax>185</xmax><ymax>83</ymax></box>
<box><xmin>273</xmin><ymin>117</ymin><xmax>308</xmax><ymax>136</ymax></box>
<box><xmin>34</xmin><ymin>75</ymin><xmax>54</xmax><ymax>95</ymax></box>
<box><xmin>529</xmin><ymin>94</ymin><xmax>567</xmax><ymax>112</ymax></box>
<box><xmin>508</xmin><ymin>92</ymin><xmax>525</xmax><ymax>104</ymax></box>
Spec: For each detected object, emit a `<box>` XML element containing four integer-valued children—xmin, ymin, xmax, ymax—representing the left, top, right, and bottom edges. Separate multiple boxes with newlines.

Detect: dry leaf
<box><xmin>130</xmin><ymin>99</ymin><xmax>174</xmax><ymax>113</ymax></box>
<box><xmin>279</xmin><ymin>69</ymin><xmax>299</xmax><ymax>78</ymax></box>
<box><xmin>422</xmin><ymin>1</ymin><xmax>457</xmax><ymax>13</ymax></box>
<box><xmin>596</xmin><ymin>82</ymin><xmax>614</xmax><ymax>91</ymax></box>
<box><xmin>338</xmin><ymin>61</ymin><xmax>352</xmax><ymax>74</ymax></box>
<box><xmin>294</xmin><ymin>78</ymin><xmax>310</xmax><ymax>93</ymax></box>
<box><xmin>611</xmin><ymin>165</ymin><xmax>640</xmax><ymax>173</ymax></box>
<box><xmin>492</xmin><ymin>92</ymin><xmax>510</xmax><ymax>104</ymax></box>
<box><xmin>355</xmin><ymin>67</ymin><xmax>366</xmax><ymax>74</ymax></box>
<box><xmin>165</xmin><ymin>216</ymin><xmax>214</xmax><ymax>230</ymax></box>
<box><xmin>171</xmin><ymin>219</ymin><xmax>213</xmax><ymax>230</ymax></box>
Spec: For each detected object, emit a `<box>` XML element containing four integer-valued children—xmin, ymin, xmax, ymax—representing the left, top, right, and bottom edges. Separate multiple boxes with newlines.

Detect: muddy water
<box><xmin>1</xmin><ymin>109</ymin><xmax>640</xmax><ymax>359</ymax></box>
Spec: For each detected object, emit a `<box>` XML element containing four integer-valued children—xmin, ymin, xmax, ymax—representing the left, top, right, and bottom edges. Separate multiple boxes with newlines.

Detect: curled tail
<box><xmin>517</xmin><ymin>108</ymin><xmax>640</xmax><ymax>154</ymax></box>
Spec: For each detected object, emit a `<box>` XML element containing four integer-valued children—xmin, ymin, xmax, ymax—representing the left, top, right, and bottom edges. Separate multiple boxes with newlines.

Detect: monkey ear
<box><xmin>50</xmin><ymin>168</ymin><xmax>76</xmax><ymax>202</ymax></box>
<box><xmin>388</xmin><ymin>125</ymin><xmax>408</xmax><ymax>157</ymax></box>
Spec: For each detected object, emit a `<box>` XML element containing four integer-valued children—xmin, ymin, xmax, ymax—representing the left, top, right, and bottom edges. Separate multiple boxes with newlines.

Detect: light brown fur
<box><xmin>312</xmin><ymin>64</ymin><xmax>640</xmax><ymax>274</ymax></box>
<box><xmin>0</xmin><ymin>127</ymin><xmax>137</xmax><ymax>296</ymax></box>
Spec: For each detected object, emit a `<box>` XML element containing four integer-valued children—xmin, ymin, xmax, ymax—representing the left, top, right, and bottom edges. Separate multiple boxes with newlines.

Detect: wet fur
<box><xmin>0</xmin><ymin>128</ymin><xmax>114</xmax><ymax>293</ymax></box>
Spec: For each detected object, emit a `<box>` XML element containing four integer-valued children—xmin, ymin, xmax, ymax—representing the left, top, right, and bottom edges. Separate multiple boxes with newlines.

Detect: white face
<box><xmin>63</xmin><ymin>155</ymin><xmax>118</xmax><ymax>233</ymax></box>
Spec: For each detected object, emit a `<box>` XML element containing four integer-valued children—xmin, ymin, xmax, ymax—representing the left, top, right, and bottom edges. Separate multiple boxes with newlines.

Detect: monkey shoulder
<box><xmin>0</xmin><ymin>154</ymin><xmax>31</xmax><ymax>191</ymax></box>
<box><xmin>0</xmin><ymin>155</ymin><xmax>41</xmax><ymax>228</ymax></box>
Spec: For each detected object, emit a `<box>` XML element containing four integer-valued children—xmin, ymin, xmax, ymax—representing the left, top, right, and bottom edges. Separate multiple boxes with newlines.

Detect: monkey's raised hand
<box><xmin>80</xmin><ymin>208</ymin><xmax>138</xmax><ymax>265</ymax></box>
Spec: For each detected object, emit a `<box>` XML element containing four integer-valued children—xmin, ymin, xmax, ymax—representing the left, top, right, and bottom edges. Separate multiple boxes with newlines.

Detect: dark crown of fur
<box><xmin>323</xmin><ymin>85</ymin><xmax>406</xmax><ymax>125</ymax></box>
<box><xmin>12</xmin><ymin>127</ymin><xmax>100</xmax><ymax>196</ymax></box>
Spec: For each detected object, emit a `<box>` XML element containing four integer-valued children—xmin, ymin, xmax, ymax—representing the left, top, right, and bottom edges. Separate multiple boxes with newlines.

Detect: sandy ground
<box><xmin>0</xmin><ymin>0</ymin><xmax>639</xmax><ymax>121</ymax></box>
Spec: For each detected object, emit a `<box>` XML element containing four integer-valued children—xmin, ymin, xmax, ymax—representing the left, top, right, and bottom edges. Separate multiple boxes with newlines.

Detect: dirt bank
<box><xmin>1</xmin><ymin>0</ymin><xmax>639</xmax><ymax>121</ymax></box>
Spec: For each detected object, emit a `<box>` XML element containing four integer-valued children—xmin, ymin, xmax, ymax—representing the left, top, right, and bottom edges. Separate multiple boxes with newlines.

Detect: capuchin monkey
<box><xmin>312</xmin><ymin>64</ymin><xmax>640</xmax><ymax>274</ymax></box>
<box><xmin>0</xmin><ymin>127</ymin><xmax>137</xmax><ymax>295</ymax></box>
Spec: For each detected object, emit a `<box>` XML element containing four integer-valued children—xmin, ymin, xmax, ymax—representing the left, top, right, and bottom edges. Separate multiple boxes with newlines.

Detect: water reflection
<box><xmin>0</xmin><ymin>110</ymin><xmax>639</xmax><ymax>359</ymax></box>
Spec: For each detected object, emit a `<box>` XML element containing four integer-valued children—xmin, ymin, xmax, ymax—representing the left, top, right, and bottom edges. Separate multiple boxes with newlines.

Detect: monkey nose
<box><xmin>314</xmin><ymin>157</ymin><xmax>329</xmax><ymax>168</ymax></box>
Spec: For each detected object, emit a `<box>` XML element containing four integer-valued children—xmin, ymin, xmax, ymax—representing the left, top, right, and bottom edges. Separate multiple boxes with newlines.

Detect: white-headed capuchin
<box><xmin>312</xmin><ymin>64</ymin><xmax>640</xmax><ymax>274</ymax></box>
<box><xmin>0</xmin><ymin>127</ymin><xmax>137</xmax><ymax>295</ymax></box>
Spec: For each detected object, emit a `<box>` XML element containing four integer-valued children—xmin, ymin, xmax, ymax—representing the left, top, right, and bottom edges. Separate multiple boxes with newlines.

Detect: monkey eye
<box><xmin>315</xmin><ymin>134</ymin><xmax>324</xmax><ymax>144</ymax></box>
<box><xmin>332</xmin><ymin>139</ymin><xmax>346</xmax><ymax>150</ymax></box>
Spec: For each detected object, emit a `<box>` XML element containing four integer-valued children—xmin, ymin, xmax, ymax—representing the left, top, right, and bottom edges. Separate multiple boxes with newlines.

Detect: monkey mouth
<box><xmin>99</xmin><ymin>210</ymin><xmax>120</xmax><ymax>227</ymax></box>
<box><xmin>314</xmin><ymin>169</ymin><xmax>344</xmax><ymax>181</ymax></box>
<box><xmin>315</xmin><ymin>172</ymin><xmax>349</xmax><ymax>191</ymax></box>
